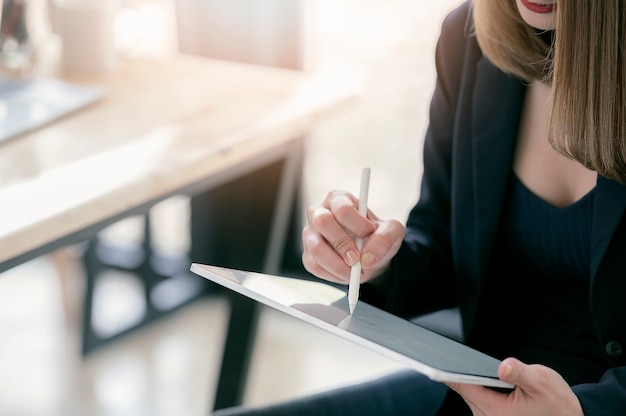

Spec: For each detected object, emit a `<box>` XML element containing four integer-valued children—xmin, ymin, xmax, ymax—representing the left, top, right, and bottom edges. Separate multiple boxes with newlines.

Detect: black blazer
<box><xmin>378</xmin><ymin>1</ymin><xmax>626</xmax><ymax>412</ymax></box>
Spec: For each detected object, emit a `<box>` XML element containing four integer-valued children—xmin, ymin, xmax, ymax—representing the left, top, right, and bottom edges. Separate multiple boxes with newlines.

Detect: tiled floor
<box><xmin>0</xmin><ymin>1</ymin><xmax>462</xmax><ymax>415</ymax></box>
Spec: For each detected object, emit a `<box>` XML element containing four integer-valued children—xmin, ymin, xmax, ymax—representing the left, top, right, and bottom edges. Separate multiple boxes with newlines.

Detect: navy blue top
<box><xmin>472</xmin><ymin>173</ymin><xmax>607</xmax><ymax>385</ymax></box>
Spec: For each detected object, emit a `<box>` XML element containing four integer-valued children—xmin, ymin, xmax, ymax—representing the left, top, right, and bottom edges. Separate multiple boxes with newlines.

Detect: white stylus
<box><xmin>348</xmin><ymin>167</ymin><xmax>370</xmax><ymax>314</ymax></box>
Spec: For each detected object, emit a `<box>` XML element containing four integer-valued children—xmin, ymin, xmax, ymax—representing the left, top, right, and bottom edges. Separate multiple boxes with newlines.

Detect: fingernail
<box><xmin>361</xmin><ymin>252</ymin><xmax>377</xmax><ymax>268</ymax></box>
<box><xmin>345</xmin><ymin>250</ymin><xmax>358</xmax><ymax>266</ymax></box>
<box><xmin>503</xmin><ymin>364</ymin><xmax>513</xmax><ymax>378</ymax></box>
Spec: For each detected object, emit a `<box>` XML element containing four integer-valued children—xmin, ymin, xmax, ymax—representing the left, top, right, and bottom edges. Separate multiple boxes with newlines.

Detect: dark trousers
<box><xmin>213</xmin><ymin>370</ymin><xmax>470</xmax><ymax>416</ymax></box>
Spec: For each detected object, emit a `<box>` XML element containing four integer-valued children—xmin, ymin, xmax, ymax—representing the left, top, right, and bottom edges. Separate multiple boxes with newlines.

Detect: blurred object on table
<box><xmin>0</xmin><ymin>0</ymin><xmax>62</xmax><ymax>77</ymax></box>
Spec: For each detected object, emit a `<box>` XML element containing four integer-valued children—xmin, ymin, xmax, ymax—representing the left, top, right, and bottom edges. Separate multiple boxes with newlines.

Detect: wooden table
<box><xmin>0</xmin><ymin>54</ymin><xmax>357</xmax><ymax>271</ymax></box>
<box><xmin>0</xmin><ymin>54</ymin><xmax>358</xmax><ymax>410</ymax></box>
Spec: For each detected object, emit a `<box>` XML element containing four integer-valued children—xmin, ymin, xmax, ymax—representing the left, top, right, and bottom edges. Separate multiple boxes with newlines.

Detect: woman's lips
<box><xmin>520</xmin><ymin>0</ymin><xmax>556</xmax><ymax>13</ymax></box>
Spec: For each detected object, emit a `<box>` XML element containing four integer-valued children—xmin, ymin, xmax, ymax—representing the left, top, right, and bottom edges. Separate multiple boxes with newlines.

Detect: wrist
<box><xmin>567</xmin><ymin>393</ymin><xmax>584</xmax><ymax>416</ymax></box>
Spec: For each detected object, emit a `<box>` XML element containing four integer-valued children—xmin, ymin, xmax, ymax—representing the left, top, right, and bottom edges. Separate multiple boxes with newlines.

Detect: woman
<box><xmin>218</xmin><ymin>0</ymin><xmax>626</xmax><ymax>414</ymax></box>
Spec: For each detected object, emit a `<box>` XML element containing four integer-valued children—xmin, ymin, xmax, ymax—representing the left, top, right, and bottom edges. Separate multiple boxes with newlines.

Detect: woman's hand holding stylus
<box><xmin>302</xmin><ymin>190</ymin><xmax>405</xmax><ymax>285</ymax></box>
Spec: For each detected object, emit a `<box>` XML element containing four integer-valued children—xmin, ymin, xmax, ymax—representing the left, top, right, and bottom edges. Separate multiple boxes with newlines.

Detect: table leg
<box><xmin>196</xmin><ymin>138</ymin><xmax>305</xmax><ymax>411</ymax></box>
<box><xmin>213</xmin><ymin>293</ymin><xmax>260</xmax><ymax>410</ymax></box>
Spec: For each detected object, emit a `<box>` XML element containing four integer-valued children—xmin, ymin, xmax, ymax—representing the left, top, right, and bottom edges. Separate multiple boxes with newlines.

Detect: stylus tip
<box><xmin>338</xmin><ymin>314</ymin><xmax>352</xmax><ymax>329</ymax></box>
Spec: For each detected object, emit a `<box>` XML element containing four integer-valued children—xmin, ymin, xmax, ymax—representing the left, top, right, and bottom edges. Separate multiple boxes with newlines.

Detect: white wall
<box><xmin>175</xmin><ymin>0</ymin><xmax>303</xmax><ymax>69</ymax></box>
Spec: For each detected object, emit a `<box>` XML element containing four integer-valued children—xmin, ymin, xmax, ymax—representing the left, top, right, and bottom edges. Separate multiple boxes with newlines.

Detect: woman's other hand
<box><xmin>447</xmin><ymin>358</ymin><xmax>584</xmax><ymax>416</ymax></box>
<box><xmin>302</xmin><ymin>190</ymin><xmax>405</xmax><ymax>285</ymax></box>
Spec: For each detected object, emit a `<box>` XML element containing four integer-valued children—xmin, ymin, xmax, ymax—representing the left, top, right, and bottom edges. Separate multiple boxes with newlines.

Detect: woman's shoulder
<box><xmin>433</xmin><ymin>1</ymin><xmax>482</xmax><ymax>89</ymax></box>
<box><xmin>443</xmin><ymin>1</ymin><xmax>472</xmax><ymax>31</ymax></box>
<box><xmin>439</xmin><ymin>1</ymin><xmax>474</xmax><ymax>48</ymax></box>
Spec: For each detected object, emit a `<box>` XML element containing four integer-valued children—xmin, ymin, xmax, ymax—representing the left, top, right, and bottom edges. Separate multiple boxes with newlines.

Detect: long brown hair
<box><xmin>473</xmin><ymin>0</ymin><xmax>626</xmax><ymax>183</ymax></box>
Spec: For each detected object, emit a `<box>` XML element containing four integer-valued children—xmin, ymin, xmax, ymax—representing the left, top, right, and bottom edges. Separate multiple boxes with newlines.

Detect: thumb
<box><xmin>498</xmin><ymin>357</ymin><xmax>529</xmax><ymax>387</ymax></box>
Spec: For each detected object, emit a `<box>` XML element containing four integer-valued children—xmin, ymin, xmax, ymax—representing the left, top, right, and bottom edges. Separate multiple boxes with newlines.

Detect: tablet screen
<box><xmin>190</xmin><ymin>263</ymin><xmax>514</xmax><ymax>389</ymax></box>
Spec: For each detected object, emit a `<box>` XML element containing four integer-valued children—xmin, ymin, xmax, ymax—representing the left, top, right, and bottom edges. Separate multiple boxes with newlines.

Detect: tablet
<box><xmin>0</xmin><ymin>76</ymin><xmax>104</xmax><ymax>143</ymax></box>
<box><xmin>190</xmin><ymin>263</ymin><xmax>514</xmax><ymax>389</ymax></box>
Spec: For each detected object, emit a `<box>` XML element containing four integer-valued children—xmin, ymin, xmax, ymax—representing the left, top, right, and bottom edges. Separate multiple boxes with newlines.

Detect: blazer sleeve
<box><xmin>573</xmin><ymin>367</ymin><xmax>626</xmax><ymax>413</ymax></box>
<box><xmin>377</xmin><ymin>1</ymin><xmax>472</xmax><ymax>319</ymax></box>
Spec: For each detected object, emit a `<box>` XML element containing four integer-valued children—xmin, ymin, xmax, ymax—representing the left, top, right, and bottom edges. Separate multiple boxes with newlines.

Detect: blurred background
<box><xmin>0</xmin><ymin>0</ymin><xmax>461</xmax><ymax>415</ymax></box>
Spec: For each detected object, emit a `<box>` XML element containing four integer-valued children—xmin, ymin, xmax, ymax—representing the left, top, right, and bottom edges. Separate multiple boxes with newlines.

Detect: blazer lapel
<box><xmin>471</xmin><ymin>58</ymin><xmax>525</xmax><ymax>280</ymax></box>
<box><xmin>458</xmin><ymin>57</ymin><xmax>525</xmax><ymax>335</ymax></box>
<box><xmin>591</xmin><ymin>176</ymin><xmax>626</xmax><ymax>279</ymax></box>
